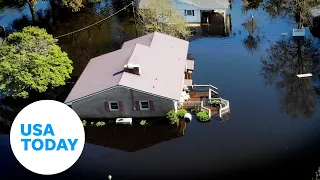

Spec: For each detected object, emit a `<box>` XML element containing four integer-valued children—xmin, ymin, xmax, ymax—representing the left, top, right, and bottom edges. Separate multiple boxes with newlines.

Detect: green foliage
<box><xmin>61</xmin><ymin>0</ymin><xmax>101</xmax><ymax>12</ymax></box>
<box><xmin>191</xmin><ymin>106</ymin><xmax>201</xmax><ymax>114</ymax></box>
<box><xmin>166</xmin><ymin>110</ymin><xmax>179</xmax><ymax>124</ymax></box>
<box><xmin>140</xmin><ymin>120</ymin><xmax>147</xmax><ymax>126</ymax></box>
<box><xmin>82</xmin><ymin>120</ymin><xmax>87</xmax><ymax>126</ymax></box>
<box><xmin>137</xmin><ymin>0</ymin><xmax>191</xmax><ymax>38</ymax></box>
<box><xmin>176</xmin><ymin>109</ymin><xmax>187</xmax><ymax>118</ymax></box>
<box><xmin>210</xmin><ymin>99</ymin><xmax>221</xmax><ymax>105</ymax></box>
<box><xmin>196</xmin><ymin>111</ymin><xmax>210</xmax><ymax>122</ymax></box>
<box><xmin>95</xmin><ymin>121</ymin><xmax>106</xmax><ymax>127</ymax></box>
<box><xmin>0</xmin><ymin>26</ymin><xmax>73</xmax><ymax>98</ymax></box>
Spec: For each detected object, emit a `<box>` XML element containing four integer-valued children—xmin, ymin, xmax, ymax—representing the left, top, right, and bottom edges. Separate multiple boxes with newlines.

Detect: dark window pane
<box><xmin>110</xmin><ymin>103</ymin><xmax>119</xmax><ymax>110</ymax></box>
<box><xmin>141</xmin><ymin>102</ymin><xmax>149</xmax><ymax>109</ymax></box>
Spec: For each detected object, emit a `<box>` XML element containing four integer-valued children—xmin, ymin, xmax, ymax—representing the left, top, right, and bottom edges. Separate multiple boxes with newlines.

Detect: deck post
<box><xmin>174</xmin><ymin>101</ymin><xmax>178</xmax><ymax>112</ymax></box>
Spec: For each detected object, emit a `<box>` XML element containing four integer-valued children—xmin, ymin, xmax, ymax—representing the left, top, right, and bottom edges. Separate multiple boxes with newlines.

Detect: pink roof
<box><xmin>65</xmin><ymin>32</ymin><xmax>189</xmax><ymax>103</ymax></box>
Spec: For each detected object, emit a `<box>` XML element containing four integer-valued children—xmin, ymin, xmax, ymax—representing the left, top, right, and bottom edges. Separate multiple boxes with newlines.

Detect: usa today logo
<box><xmin>10</xmin><ymin>100</ymin><xmax>85</xmax><ymax>175</ymax></box>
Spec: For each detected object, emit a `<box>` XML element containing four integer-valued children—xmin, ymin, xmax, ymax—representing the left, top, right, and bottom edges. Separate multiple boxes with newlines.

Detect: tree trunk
<box><xmin>27</xmin><ymin>1</ymin><xmax>37</xmax><ymax>22</ymax></box>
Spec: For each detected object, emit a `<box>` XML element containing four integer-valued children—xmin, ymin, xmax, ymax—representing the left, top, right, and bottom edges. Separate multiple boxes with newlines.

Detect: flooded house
<box><xmin>65</xmin><ymin>32</ymin><xmax>192</xmax><ymax>118</ymax></box>
<box><xmin>171</xmin><ymin>0</ymin><xmax>231</xmax><ymax>24</ymax></box>
<box><xmin>65</xmin><ymin>32</ymin><xmax>230</xmax><ymax>120</ymax></box>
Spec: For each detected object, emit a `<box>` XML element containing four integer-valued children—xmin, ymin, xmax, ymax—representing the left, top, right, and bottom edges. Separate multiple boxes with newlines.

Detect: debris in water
<box><xmin>281</xmin><ymin>33</ymin><xmax>288</xmax><ymax>36</ymax></box>
<box><xmin>297</xmin><ymin>73</ymin><xmax>312</xmax><ymax>78</ymax></box>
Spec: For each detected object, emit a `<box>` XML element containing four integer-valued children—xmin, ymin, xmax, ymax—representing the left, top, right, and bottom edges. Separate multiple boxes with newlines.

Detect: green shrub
<box><xmin>140</xmin><ymin>120</ymin><xmax>147</xmax><ymax>126</ymax></box>
<box><xmin>196</xmin><ymin>111</ymin><xmax>210</xmax><ymax>122</ymax></box>
<box><xmin>191</xmin><ymin>106</ymin><xmax>201</xmax><ymax>114</ymax></box>
<box><xmin>176</xmin><ymin>109</ymin><xmax>187</xmax><ymax>118</ymax></box>
<box><xmin>95</xmin><ymin>121</ymin><xmax>106</xmax><ymax>127</ymax></box>
<box><xmin>82</xmin><ymin>120</ymin><xmax>87</xmax><ymax>126</ymax></box>
<box><xmin>210</xmin><ymin>99</ymin><xmax>221</xmax><ymax>105</ymax></box>
<box><xmin>166</xmin><ymin>110</ymin><xmax>179</xmax><ymax>124</ymax></box>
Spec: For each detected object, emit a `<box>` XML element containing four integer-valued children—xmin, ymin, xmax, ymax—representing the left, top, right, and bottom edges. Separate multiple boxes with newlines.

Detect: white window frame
<box><xmin>109</xmin><ymin>101</ymin><xmax>119</xmax><ymax>111</ymax></box>
<box><xmin>186</xmin><ymin>10</ymin><xmax>194</xmax><ymax>16</ymax></box>
<box><xmin>139</xmin><ymin>101</ymin><xmax>150</xmax><ymax>110</ymax></box>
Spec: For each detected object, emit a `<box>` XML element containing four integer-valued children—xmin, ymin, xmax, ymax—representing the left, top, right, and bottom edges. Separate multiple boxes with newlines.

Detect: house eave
<box><xmin>118</xmin><ymin>85</ymin><xmax>179</xmax><ymax>102</ymax></box>
<box><xmin>64</xmin><ymin>85</ymin><xmax>180</xmax><ymax>105</ymax></box>
<box><xmin>64</xmin><ymin>85</ymin><xmax>121</xmax><ymax>105</ymax></box>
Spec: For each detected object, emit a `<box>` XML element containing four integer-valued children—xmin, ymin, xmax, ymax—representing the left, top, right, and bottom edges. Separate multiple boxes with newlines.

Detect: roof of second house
<box><xmin>65</xmin><ymin>32</ymin><xmax>189</xmax><ymax>104</ymax></box>
<box><xmin>180</xmin><ymin>0</ymin><xmax>230</xmax><ymax>9</ymax></box>
<box><xmin>138</xmin><ymin>0</ymin><xmax>230</xmax><ymax>10</ymax></box>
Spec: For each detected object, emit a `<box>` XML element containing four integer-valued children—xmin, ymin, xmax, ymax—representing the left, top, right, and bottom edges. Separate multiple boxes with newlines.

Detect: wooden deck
<box><xmin>183</xmin><ymin>91</ymin><xmax>220</xmax><ymax>116</ymax></box>
<box><xmin>189</xmin><ymin>91</ymin><xmax>209</xmax><ymax>100</ymax></box>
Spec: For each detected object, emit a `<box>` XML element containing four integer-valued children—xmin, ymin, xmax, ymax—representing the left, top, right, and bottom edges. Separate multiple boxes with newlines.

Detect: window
<box><xmin>139</xmin><ymin>101</ymin><xmax>150</xmax><ymax>110</ymax></box>
<box><xmin>185</xmin><ymin>10</ymin><xmax>194</xmax><ymax>16</ymax></box>
<box><xmin>109</xmin><ymin>102</ymin><xmax>119</xmax><ymax>111</ymax></box>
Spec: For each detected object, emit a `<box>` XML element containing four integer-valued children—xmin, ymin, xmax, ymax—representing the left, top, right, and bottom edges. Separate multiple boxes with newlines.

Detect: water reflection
<box><xmin>242</xmin><ymin>15</ymin><xmax>262</xmax><ymax>53</ymax></box>
<box><xmin>11</xmin><ymin>9</ymin><xmax>51</xmax><ymax>31</ymax></box>
<box><xmin>0</xmin><ymin>95</ymin><xmax>12</xmax><ymax>133</ymax></box>
<box><xmin>261</xmin><ymin>37</ymin><xmax>320</xmax><ymax>118</ymax></box>
<box><xmin>264</xmin><ymin>0</ymin><xmax>293</xmax><ymax>19</ymax></box>
<box><xmin>85</xmin><ymin>119</ymin><xmax>186</xmax><ymax>152</ymax></box>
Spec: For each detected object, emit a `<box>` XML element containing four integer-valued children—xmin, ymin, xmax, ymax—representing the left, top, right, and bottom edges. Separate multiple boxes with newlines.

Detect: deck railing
<box><xmin>201</xmin><ymin>106</ymin><xmax>211</xmax><ymax>117</ymax></box>
<box><xmin>179</xmin><ymin>100</ymin><xmax>211</xmax><ymax>117</ymax></box>
<box><xmin>184</xmin><ymin>84</ymin><xmax>219</xmax><ymax>97</ymax></box>
<box><xmin>211</xmin><ymin>98</ymin><xmax>230</xmax><ymax>118</ymax></box>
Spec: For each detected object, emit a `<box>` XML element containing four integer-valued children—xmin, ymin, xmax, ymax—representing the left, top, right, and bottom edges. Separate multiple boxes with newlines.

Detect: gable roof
<box><xmin>138</xmin><ymin>0</ymin><xmax>229</xmax><ymax>10</ymax></box>
<box><xmin>180</xmin><ymin>0</ymin><xmax>229</xmax><ymax>9</ymax></box>
<box><xmin>65</xmin><ymin>32</ymin><xmax>189</xmax><ymax>104</ymax></box>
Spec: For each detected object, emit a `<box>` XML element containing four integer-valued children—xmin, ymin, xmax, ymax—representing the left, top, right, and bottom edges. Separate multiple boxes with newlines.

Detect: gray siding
<box><xmin>71</xmin><ymin>87</ymin><xmax>175</xmax><ymax>118</ymax></box>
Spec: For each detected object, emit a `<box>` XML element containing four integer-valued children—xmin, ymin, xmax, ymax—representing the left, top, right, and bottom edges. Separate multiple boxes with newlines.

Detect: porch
<box><xmin>180</xmin><ymin>85</ymin><xmax>230</xmax><ymax>120</ymax></box>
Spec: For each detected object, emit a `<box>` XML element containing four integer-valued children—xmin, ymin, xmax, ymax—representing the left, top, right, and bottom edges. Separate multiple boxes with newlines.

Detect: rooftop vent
<box><xmin>124</xmin><ymin>63</ymin><xmax>140</xmax><ymax>75</ymax></box>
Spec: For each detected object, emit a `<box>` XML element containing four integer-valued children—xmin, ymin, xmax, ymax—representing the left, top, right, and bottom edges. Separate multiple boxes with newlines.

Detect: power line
<box><xmin>54</xmin><ymin>3</ymin><xmax>133</xmax><ymax>38</ymax></box>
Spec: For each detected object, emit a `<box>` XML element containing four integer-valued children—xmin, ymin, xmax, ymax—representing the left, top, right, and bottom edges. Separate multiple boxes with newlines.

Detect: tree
<box><xmin>137</xmin><ymin>0</ymin><xmax>191</xmax><ymax>38</ymax></box>
<box><xmin>0</xmin><ymin>26</ymin><xmax>73</xmax><ymax>98</ymax></box>
<box><xmin>54</xmin><ymin>0</ymin><xmax>101</xmax><ymax>12</ymax></box>
<box><xmin>261</xmin><ymin>37</ymin><xmax>320</xmax><ymax>118</ymax></box>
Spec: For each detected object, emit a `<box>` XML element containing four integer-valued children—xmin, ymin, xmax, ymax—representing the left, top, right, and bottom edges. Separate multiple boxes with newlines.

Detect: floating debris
<box><xmin>281</xmin><ymin>33</ymin><xmax>288</xmax><ymax>36</ymax></box>
<box><xmin>297</xmin><ymin>73</ymin><xmax>312</xmax><ymax>78</ymax></box>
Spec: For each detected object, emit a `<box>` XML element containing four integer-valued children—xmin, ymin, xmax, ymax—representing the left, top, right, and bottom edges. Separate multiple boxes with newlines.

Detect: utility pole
<box><xmin>132</xmin><ymin>1</ymin><xmax>138</xmax><ymax>37</ymax></box>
